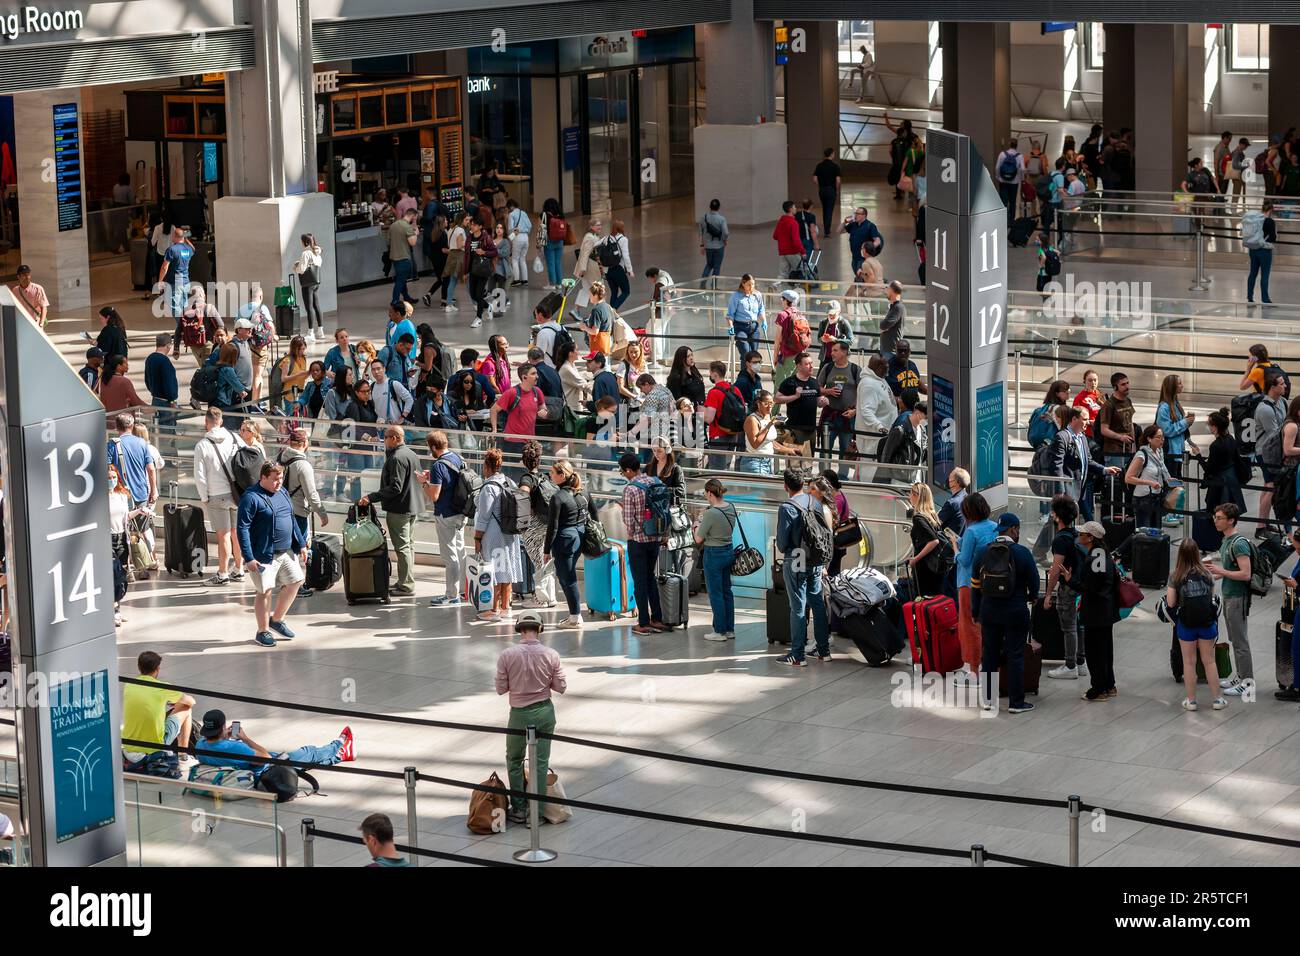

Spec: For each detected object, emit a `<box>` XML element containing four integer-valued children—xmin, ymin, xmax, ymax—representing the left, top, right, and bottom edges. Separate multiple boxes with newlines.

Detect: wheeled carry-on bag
<box><xmin>1130</xmin><ymin>529</ymin><xmax>1171</xmax><ymax>588</ymax></box>
<box><xmin>841</xmin><ymin>604</ymin><xmax>904</xmax><ymax>666</ymax></box>
<box><xmin>1009</xmin><ymin>216</ymin><xmax>1039</xmax><ymax>247</ymax></box>
<box><xmin>657</xmin><ymin>572</ymin><xmax>689</xmax><ymax>628</ymax></box>
<box><xmin>163</xmin><ymin>482</ymin><xmax>207</xmax><ymax>577</ymax></box>
<box><xmin>1000</xmin><ymin>639</ymin><xmax>1043</xmax><ymax>695</ymax></box>
<box><xmin>1279</xmin><ymin>584</ymin><xmax>1297</xmax><ymax>690</ymax></box>
<box><xmin>585</xmin><ymin>539</ymin><xmax>635</xmax><ymax>620</ymax></box>
<box><xmin>342</xmin><ymin>503</ymin><xmax>390</xmax><ymax>605</ymax></box>
<box><xmin>1030</xmin><ymin>596</ymin><xmax>1066</xmax><ymax>661</ymax></box>
<box><xmin>904</xmin><ymin>596</ymin><xmax>962</xmax><ymax>674</ymax></box>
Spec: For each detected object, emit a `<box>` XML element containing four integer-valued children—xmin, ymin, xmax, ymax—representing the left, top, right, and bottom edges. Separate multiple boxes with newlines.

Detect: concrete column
<box><xmin>1101</xmin><ymin>24</ymin><xmax>1135</xmax><ymax>135</ymax></box>
<box><xmin>217</xmin><ymin>0</ymin><xmax>335</xmax><ymax>316</ymax></box>
<box><xmin>1269</xmin><ymin>26</ymin><xmax>1300</xmax><ymax>139</ymax></box>
<box><xmin>941</xmin><ymin>22</ymin><xmax>1011</xmax><ymax>175</ymax></box>
<box><xmin>1133</xmin><ymin>24</ymin><xmax>1188</xmax><ymax>194</ymax></box>
<box><xmin>783</xmin><ymin>21</ymin><xmax>840</xmax><ymax>202</ymax></box>
<box><xmin>694</xmin><ymin>2</ymin><xmax>785</xmax><ymax>225</ymax></box>
<box><xmin>14</xmin><ymin>87</ymin><xmax>90</xmax><ymax>315</ymax></box>
<box><xmin>872</xmin><ymin>20</ymin><xmax>930</xmax><ymax>109</ymax></box>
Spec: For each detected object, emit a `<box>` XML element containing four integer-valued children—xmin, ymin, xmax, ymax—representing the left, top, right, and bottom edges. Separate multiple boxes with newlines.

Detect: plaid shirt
<box><xmin>621</xmin><ymin>478</ymin><xmax>662</xmax><ymax>544</ymax></box>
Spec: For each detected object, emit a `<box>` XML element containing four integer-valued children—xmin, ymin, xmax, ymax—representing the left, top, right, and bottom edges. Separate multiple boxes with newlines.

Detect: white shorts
<box><xmin>253</xmin><ymin>551</ymin><xmax>305</xmax><ymax>593</ymax></box>
<box><xmin>208</xmin><ymin>494</ymin><xmax>240</xmax><ymax>532</ymax></box>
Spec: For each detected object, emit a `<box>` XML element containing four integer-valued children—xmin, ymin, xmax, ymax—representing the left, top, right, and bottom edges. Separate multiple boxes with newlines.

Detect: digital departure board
<box><xmin>53</xmin><ymin>102</ymin><xmax>83</xmax><ymax>232</ymax></box>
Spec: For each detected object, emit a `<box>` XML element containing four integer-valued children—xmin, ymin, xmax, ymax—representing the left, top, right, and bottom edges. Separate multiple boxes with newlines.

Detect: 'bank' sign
<box><xmin>1</xmin><ymin>6</ymin><xmax>83</xmax><ymax>41</ymax></box>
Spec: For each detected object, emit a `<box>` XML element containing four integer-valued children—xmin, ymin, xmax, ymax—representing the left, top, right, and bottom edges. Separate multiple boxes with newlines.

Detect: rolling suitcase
<box><xmin>1000</xmin><ymin>638</ymin><xmax>1043</xmax><ymax>695</ymax></box>
<box><xmin>766</xmin><ymin>587</ymin><xmax>806</xmax><ymax>645</ymax></box>
<box><xmin>1170</xmin><ymin>628</ymin><xmax>1234</xmax><ymax>683</ymax></box>
<box><xmin>1279</xmin><ymin>584</ymin><xmax>1297</xmax><ymax>690</ymax></box>
<box><xmin>842</xmin><ymin>604</ymin><xmax>904</xmax><ymax>666</ymax></box>
<box><xmin>904</xmin><ymin>596</ymin><xmax>962</xmax><ymax>674</ymax></box>
<box><xmin>163</xmin><ymin>483</ymin><xmax>207</xmax><ymax>577</ymax></box>
<box><xmin>274</xmin><ymin>278</ymin><xmax>297</xmax><ymax>337</ymax></box>
<box><xmin>1131</xmin><ymin>530</ymin><xmax>1171</xmax><ymax>587</ymax></box>
<box><xmin>1258</xmin><ymin>531</ymin><xmax>1289</xmax><ymax>571</ymax></box>
<box><xmin>342</xmin><ymin>504</ymin><xmax>390</xmax><ymax>605</ymax></box>
<box><xmin>1009</xmin><ymin>216</ymin><xmax>1038</xmax><ymax>247</ymax></box>
<box><xmin>306</xmin><ymin>537</ymin><xmax>341</xmax><ymax>591</ymax></box>
<box><xmin>1191</xmin><ymin>510</ymin><xmax>1223</xmax><ymax>552</ymax></box>
<box><xmin>585</xmin><ymin>539</ymin><xmax>635</xmax><ymax>620</ymax></box>
<box><xmin>657</xmin><ymin>572</ymin><xmax>689</xmax><ymax>628</ymax></box>
<box><xmin>1030</xmin><ymin>596</ymin><xmax>1066</xmax><ymax>660</ymax></box>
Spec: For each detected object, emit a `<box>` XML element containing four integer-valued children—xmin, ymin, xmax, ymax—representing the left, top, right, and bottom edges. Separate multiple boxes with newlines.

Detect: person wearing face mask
<box><xmin>734</xmin><ymin>351</ymin><xmax>764</xmax><ymax>411</ymax></box>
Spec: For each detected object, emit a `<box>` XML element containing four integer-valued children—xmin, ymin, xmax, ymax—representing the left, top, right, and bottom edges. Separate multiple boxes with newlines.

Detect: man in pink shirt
<box><xmin>394</xmin><ymin>186</ymin><xmax>418</xmax><ymax>218</ymax></box>
<box><xmin>11</xmin><ymin>264</ymin><xmax>49</xmax><ymax>327</ymax></box>
<box><xmin>495</xmin><ymin>613</ymin><xmax>567</xmax><ymax>825</ymax></box>
<box><xmin>771</xmin><ymin>201</ymin><xmax>804</xmax><ymax>280</ymax></box>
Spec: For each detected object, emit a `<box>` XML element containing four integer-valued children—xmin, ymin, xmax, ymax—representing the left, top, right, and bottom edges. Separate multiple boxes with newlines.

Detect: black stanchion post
<box><xmin>301</xmin><ymin>818</ymin><xmax>315</xmax><ymax>868</ymax></box>
<box><xmin>513</xmin><ymin>726</ymin><xmax>557</xmax><ymax>864</ymax></box>
<box><xmin>970</xmin><ymin>844</ymin><xmax>985</xmax><ymax>867</ymax></box>
<box><xmin>404</xmin><ymin>765</ymin><xmax>420</xmax><ymax>868</ymax></box>
<box><xmin>1068</xmin><ymin>794</ymin><xmax>1081</xmax><ymax>868</ymax></box>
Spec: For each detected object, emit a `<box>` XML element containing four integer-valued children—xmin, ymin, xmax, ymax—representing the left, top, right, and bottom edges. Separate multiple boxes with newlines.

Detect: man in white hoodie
<box><xmin>194</xmin><ymin>407</ymin><xmax>246</xmax><ymax>584</ymax></box>
<box><xmin>856</xmin><ymin>354</ymin><xmax>898</xmax><ymax>459</ymax></box>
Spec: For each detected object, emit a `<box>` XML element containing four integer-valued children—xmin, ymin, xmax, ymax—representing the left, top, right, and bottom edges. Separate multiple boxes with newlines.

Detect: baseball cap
<box><xmin>996</xmin><ymin>513</ymin><xmax>1020</xmax><ymax>531</ymax></box>
<box><xmin>780</xmin><ymin>289</ymin><xmax>800</xmax><ymax>304</ymax></box>
<box><xmin>199</xmin><ymin>709</ymin><xmax>227</xmax><ymax>739</ymax></box>
<box><xmin>826</xmin><ymin>300</ymin><xmax>842</xmax><ymax>315</ymax></box>
<box><xmin>1079</xmin><ymin>520</ymin><xmax>1106</xmax><ymax>539</ymax></box>
<box><xmin>234</xmin><ymin>318</ymin><xmax>254</xmax><ymax>330</ymax></box>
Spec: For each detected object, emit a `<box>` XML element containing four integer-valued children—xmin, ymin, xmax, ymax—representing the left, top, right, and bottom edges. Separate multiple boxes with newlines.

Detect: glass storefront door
<box><xmin>583</xmin><ymin>70</ymin><xmax>633</xmax><ymax>214</ymax></box>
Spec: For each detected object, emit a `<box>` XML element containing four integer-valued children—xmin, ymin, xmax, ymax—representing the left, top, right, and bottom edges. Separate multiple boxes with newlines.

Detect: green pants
<box><xmin>506</xmin><ymin>699</ymin><xmax>556</xmax><ymax>814</ymax></box>
<box><xmin>773</xmin><ymin>356</ymin><xmax>796</xmax><ymax>388</ymax></box>
<box><xmin>386</xmin><ymin>511</ymin><xmax>418</xmax><ymax>589</ymax></box>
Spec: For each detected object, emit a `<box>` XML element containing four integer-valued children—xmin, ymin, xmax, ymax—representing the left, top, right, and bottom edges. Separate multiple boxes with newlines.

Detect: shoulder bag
<box><xmin>719</xmin><ymin>505</ymin><xmax>764</xmax><ymax>576</ymax></box>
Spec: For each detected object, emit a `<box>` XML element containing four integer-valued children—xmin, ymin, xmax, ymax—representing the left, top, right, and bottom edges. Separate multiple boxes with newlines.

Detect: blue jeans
<box><xmin>702</xmin><ymin>247</ymin><xmax>725</xmax><ymax>278</ymax></box>
<box><xmin>822</xmin><ymin>424</ymin><xmax>852</xmax><ymax>478</ymax></box>
<box><xmin>627</xmin><ymin>538</ymin><xmax>662</xmax><ymax>626</ymax></box>
<box><xmin>737</xmin><ymin>456</ymin><xmax>773</xmax><ymax>475</ymax></box>
<box><xmin>277</xmin><ymin>740</ymin><xmax>343</xmax><ymax>767</ymax></box>
<box><xmin>783</xmin><ymin>561</ymin><xmax>829</xmax><ymax>660</ymax></box>
<box><xmin>705</xmin><ymin>435</ymin><xmax>739</xmax><ymax>472</ymax></box>
<box><xmin>1248</xmin><ymin>248</ymin><xmax>1273</xmax><ymax>303</ymax></box>
<box><xmin>442</xmin><ymin>273</ymin><xmax>459</xmax><ymax>305</ymax></box>
<box><xmin>169</xmin><ymin>278</ymin><xmax>188</xmax><ymax>320</ymax></box>
<box><xmin>702</xmin><ymin>544</ymin><xmax>735</xmax><ymax>634</ymax></box>
<box><xmin>545</xmin><ymin>240</ymin><xmax>564</xmax><ymax>286</ymax></box>
<box><xmin>606</xmin><ymin>264</ymin><xmax>630</xmax><ymax>309</ymax></box>
<box><xmin>391</xmin><ymin>258</ymin><xmax>414</xmax><ymax>305</ymax></box>
<box><xmin>551</xmin><ymin>526</ymin><xmax>582</xmax><ymax>616</ymax></box>
<box><xmin>732</xmin><ymin>321</ymin><xmax>760</xmax><ymax>362</ymax></box>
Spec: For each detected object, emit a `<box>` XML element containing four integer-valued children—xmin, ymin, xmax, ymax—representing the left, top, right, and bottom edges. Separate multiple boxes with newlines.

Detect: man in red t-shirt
<box><xmin>493</xmin><ymin>364</ymin><xmax>547</xmax><ymax>481</ymax></box>
<box><xmin>703</xmin><ymin>360</ymin><xmax>745</xmax><ymax>472</ymax></box>
<box><xmin>772</xmin><ymin>200</ymin><xmax>804</xmax><ymax>279</ymax></box>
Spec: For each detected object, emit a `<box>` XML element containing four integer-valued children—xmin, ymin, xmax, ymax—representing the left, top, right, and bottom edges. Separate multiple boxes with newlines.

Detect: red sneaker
<box><xmin>338</xmin><ymin>726</ymin><xmax>355</xmax><ymax>762</ymax></box>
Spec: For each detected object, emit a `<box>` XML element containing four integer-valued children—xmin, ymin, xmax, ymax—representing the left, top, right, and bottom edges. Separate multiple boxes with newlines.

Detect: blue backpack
<box><xmin>1027</xmin><ymin>404</ymin><xmax>1058</xmax><ymax>448</ymax></box>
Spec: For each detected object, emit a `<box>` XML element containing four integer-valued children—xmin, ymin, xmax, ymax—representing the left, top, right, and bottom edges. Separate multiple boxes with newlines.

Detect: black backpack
<box><xmin>495</xmin><ymin>477</ymin><xmax>531</xmax><ymax>535</ymax></box>
<box><xmin>444</xmin><ymin>457</ymin><xmax>482</xmax><ymax>519</ymax></box>
<box><xmin>522</xmin><ymin>472</ymin><xmax>558</xmax><ymax>514</ymax></box>
<box><xmin>256</xmin><ymin>764</ymin><xmax>320</xmax><ymax>803</ymax></box>
<box><xmin>190</xmin><ymin>365</ymin><xmax>219</xmax><ymax>405</ymax></box>
<box><xmin>1043</xmin><ymin>247</ymin><xmax>1062</xmax><ymax>277</ymax></box>
<box><xmin>230</xmin><ymin>446</ymin><xmax>265</xmax><ymax>498</ymax></box>
<box><xmin>799</xmin><ymin>503</ymin><xmax>834</xmax><ymax>568</ymax></box>
<box><xmin>306</xmin><ymin>538</ymin><xmax>342</xmax><ymax>591</ymax></box>
<box><xmin>550</xmin><ymin>326</ymin><xmax>575</xmax><ymax>369</ymax></box>
<box><xmin>711</xmin><ymin>383</ymin><xmax>747</xmax><ymax>434</ymax></box>
<box><xmin>1028</xmin><ymin>440</ymin><xmax>1057</xmax><ymax>498</ymax></box>
<box><xmin>595</xmin><ymin>236</ymin><xmax>622</xmax><ymax>268</ymax></box>
<box><xmin>981</xmin><ymin>539</ymin><xmax>1016</xmax><ymax>599</ymax></box>
<box><xmin>1231</xmin><ymin>391</ymin><xmax>1264</xmax><ymax>453</ymax></box>
<box><xmin>1177</xmin><ymin>571</ymin><xmax>1217</xmax><ymax>628</ymax></box>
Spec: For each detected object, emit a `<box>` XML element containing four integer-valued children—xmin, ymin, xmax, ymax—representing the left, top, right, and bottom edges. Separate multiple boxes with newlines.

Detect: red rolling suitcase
<box><xmin>904</xmin><ymin>596</ymin><xmax>962</xmax><ymax>674</ymax></box>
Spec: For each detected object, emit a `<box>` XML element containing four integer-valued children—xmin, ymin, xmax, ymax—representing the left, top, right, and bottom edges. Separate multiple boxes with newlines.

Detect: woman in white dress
<box><xmin>473</xmin><ymin>447</ymin><xmax>525</xmax><ymax>623</ymax></box>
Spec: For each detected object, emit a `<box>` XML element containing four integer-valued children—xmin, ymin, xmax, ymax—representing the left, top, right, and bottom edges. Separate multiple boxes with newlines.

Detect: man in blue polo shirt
<box><xmin>107</xmin><ymin>413</ymin><xmax>157</xmax><ymax>506</ymax></box>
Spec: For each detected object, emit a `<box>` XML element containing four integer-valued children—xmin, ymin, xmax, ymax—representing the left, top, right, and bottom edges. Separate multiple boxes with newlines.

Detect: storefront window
<box><xmin>332</xmin><ymin>96</ymin><xmax>356</xmax><ymax>134</ymax></box>
<box><xmin>468</xmin><ymin>76</ymin><xmax>532</xmax><ymax>183</ymax></box>
<box><xmin>358</xmin><ymin>94</ymin><xmax>384</xmax><ymax>130</ymax></box>
<box><xmin>385</xmin><ymin>91</ymin><xmax>408</xmax><ymax>127</ymax></box>
<box><xmin>410</xmin><ymin>88</ymin><xmax>433</xmax><ymax>123</ymax></box>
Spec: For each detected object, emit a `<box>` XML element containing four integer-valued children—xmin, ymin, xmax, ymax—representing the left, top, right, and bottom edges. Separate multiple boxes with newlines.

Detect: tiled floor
<box><xmin>13</xmin><ymin>174</ymin><xmax>1300</xmax><ymax>868</ymax></box>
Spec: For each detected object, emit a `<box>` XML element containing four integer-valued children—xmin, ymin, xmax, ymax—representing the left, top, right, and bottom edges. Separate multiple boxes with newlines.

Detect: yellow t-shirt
<box><xmin>121</xmin><ymin>675</ymin><xmax>182</xmax><ymax>749</ymax></box>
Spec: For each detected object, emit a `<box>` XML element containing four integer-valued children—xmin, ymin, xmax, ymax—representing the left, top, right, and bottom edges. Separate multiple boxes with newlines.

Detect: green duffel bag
<box><xmin>343</xmin><ymin>505</ymin><xmax>386</xmax><ymax>555</ymax></box>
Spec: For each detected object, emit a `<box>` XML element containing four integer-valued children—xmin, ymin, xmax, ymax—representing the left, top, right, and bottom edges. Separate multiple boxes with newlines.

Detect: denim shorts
<box><xmin>1261</xmin><ymin>465</ymin><xmax>1277</xmax><ymax>485</ymax></box>
<box><xmin>1175</xmin><ymin>621</ymin><xmax>1218</xmax><ymax>643</ymax></box>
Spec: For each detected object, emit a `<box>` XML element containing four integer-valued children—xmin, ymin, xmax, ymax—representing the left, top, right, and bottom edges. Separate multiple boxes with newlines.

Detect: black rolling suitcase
<box><xmin>1130</xmin><ymin>530</ymin><xmax>1170</xmax><ymax>587</ymax></box>
<box><xmin>1030</xmin><ymin>596</ymin><xmax>1066</xmax><ymax>660</ymax></box>
<box><xmin>163</xmin><ymin>483</ymin><xmax>207</xmax><ymax>577</ymax></box>
<box><xmin>1101</xmin><ymin>475</ymin><xmax>1135</xmax><ymax>553</ymax></box>
<box><xmin>841</xmin><ymin>604</ymin><xmax>904</xmax><ymax>666</ymax></box>
<box><xmin>766</xmin><ymin>588</ymin><xmax>808</xmax><ymax>645</ymax></box>
<box><xmin>306</xmin><ymin>537</ymin><xmax>342</xmax><ymax>592</ymax></box>
<box><xmin>342</xmin><ymin>504</ymin><xmax>390</xmax><ymax>605</ymax></box>
<box><xmin>1279</xmin><ymin>584</ymin><xmax>1297</xmax><ymax>690</ymax></box>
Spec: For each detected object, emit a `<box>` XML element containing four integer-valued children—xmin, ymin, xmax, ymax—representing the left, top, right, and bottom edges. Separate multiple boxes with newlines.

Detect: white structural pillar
<box><xmin>694</xmin><ymin>0</ymin><xmax>786</xmax><ymax>226</ymax></box>
<box><xmin>13</xmin><ymin>87</ymin><xmax>91</xmax><ymax>316</ymax></box>
<box><xmin>216</xmin><ymin>0</ymin><xmax>336</xmax><ymax>316</ymax></box>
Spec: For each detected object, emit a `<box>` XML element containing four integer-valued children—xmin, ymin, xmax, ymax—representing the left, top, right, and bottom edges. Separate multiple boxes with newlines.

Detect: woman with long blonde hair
<box><xmin>907</xmin><ymin>482</ymin><xmax>950</xmax><ymax>597</ymax></box>
<box><xmin>542</xmin><ymin>458</ymin><xmax>598</xmax><ymax>629</ymax></box>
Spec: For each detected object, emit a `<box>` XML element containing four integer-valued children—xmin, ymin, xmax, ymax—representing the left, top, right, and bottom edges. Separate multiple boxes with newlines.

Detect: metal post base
<box><xmin>513</xmin><ymin>846</ymin><xmax>559</xmax><ymax>864</ymax></box>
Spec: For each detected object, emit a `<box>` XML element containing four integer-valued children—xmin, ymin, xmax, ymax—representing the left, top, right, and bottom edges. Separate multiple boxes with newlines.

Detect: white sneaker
<box><xmin>306</xmin><ymin>330</ymin><xmax>317</xmax><ymax>343</ymax></box>
<box><xmin>1212</xmin><ymin>697</ymin><xmax>1228</xmax><ymax>710</ymax></box>
<box><xmin>703</xmin><ymin>632</ymin><xmax>727</xmax><ymax>642</ymax></box>
<box><xmin>446</xmin><ymin>303</ymin><xmax>459</xmax><ymax>313</ymax></box>
<box><xmin>1222</xmin><ymin>681</ymin><xmax>1251</xmax><ymax>697</ymax></box>
<box><xmin>1219</xmin><ymin>677</ymin><xmax>1238</xmax><ymax>688</ymax></box>
<box><xmin>470</xmin><ymin>317</ymin><xmax>483</xmax><ymax>329</ymax></box>
<box><xmin>1076</xmin><ymin>663</ymin><xmax>1089</xmax><ymax>678</ymax></box>
<box><xmin>557</xmin><ymin>615</ymin><xmax>584</xmax><ymax>628</ymax></box>
<box><xmin>1048</xmin><ymin>665</ymin><xmax>1078</xmax><ymax>680</ymax></box>
<box><xmin>1182</xmin><ymin>698</ymin><xmax>1199</xmax><ymax>712</ymax></box>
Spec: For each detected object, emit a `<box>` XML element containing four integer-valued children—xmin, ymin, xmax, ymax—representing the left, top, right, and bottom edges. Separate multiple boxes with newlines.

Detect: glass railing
<box><xmin>122</xmin><ymin>773</ymin><xmax>284</xmax><ymax>868</ymax></box>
